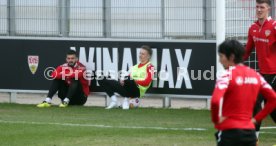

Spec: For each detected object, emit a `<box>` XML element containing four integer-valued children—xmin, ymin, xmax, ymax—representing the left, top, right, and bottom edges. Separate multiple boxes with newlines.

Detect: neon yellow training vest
<box><xmin>130</xmin><ymin>62</ymin><xmax>152</xmax><ymax>97</ymax></box>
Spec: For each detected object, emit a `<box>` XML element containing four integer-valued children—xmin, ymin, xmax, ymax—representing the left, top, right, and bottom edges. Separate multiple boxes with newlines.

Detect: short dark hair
<box><xmin>141</xmin><ymin>45</ymin><xmax>152</xmax><ymax>57</ymax></box>
<box><xmin>256</xmin><ymin>0</ymin><xmax>271</xmax><ymax>6</ymax></box>
<box><xmin>67</xmin><ymin>50</ymin><xmax>77</xmax><ymax>56</ymax></box>
<box><xmin>218</xmin><ymin>39</ymin><xmax>245</xmax><ymax>64</ymax></box>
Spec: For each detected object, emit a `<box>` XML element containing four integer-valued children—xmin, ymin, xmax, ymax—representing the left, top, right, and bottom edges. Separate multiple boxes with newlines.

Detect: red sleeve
<box><xmin>51</xmin><ymin>64</ymin><xmax>86</xmax><ymax>80</ymax></box>
<box><xmin>211</xmin><ymin>71</ymin><xmax>230</xmax><ymax>124</ymax></box>
<box><xmin>254</xmin><ymin>75</ymin><xmax>276</xmax><ymax>122</ymax></box>
<box><xmin>244</xmin><ymin>27</ymin><xmax>255</xmax><ymax>61</ymax></box>
<box><xmin>51</xmin><ymin>66</ymin><xmax>63</xmax><ymax>79</ymax></box>
<box><xmin>135</xmin><ymin>64</ymin><xmax>154</xmax><ymax>87</ymax></box>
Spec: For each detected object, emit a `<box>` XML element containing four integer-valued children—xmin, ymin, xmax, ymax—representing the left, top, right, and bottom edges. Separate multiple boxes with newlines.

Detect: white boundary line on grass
<box><xmin>260</xmin><ymin>131</ymin><xmax>276</xmax><ymax>135</ymax></box>
<box><xmin>1</xmin><ymin>120</ymin><xmax>275</xmax><ymax>134</ymax></box>
<box><xmin>261</xmin><ymin>126</ymin><xmax>276</xmax><ymax>130</ymax></box>
<box><xmin>0</xmin><ymin>120</ymin><xmax>206</xmax><ymax>131</ymax></box>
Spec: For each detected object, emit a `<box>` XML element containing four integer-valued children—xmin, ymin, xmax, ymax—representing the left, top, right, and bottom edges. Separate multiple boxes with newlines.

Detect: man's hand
<box><xmin>218</xmin><ymin>116</ymin><xmax>227</xmax><ymax>124</ymax></box>
<box><xmin>251</xmin><ymin>118</ymin><xmax>257</xmax><ymax>124</ymax></box>
<box><xmin>120</xmin><ymin>80</ymin><xmax>125</xmax><ymax>86</ymax></box>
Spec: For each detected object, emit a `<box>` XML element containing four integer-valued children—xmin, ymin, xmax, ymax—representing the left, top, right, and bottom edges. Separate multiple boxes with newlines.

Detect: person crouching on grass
<box><xmin>37</xmin><ymin>50</ymin><xmax>90</xmax><ymax>108</ymax></box>
<box><xmin>98</xmin><ymin>45</ymin><xmax>154</xmax><ymax>110</ymax></box>
<box><xmin>211</xmin><ymin>40</ymin><xmax>276</xmax><ymax>146</ymax></box>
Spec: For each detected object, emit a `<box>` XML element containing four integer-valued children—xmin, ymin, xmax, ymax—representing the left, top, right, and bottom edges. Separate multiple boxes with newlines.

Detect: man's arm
<box><xmin>244</xmin><ymin>28</ymin><xmax>255</xmax><ymax>61</ymax></box>
<box><xmin>51</xmin><ymin>65</ymin><xmax>86</xmax><ymax>80</ymax></box>
<box><xmin>51</xmin><ymin>66</ymin><xmax>63</xmax><ymax>79</ymax></box>
<box><xmin>254</xmin><ymin>76</ymin><xmax>276</xmax><ymax>123</ymax></box>
<box><xmin>211</xmin><ymin>71</ymin><xmax>230</xmax><ymax>124</ymax></box>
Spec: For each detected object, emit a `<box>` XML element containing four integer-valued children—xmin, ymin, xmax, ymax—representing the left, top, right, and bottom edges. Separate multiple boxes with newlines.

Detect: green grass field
<box><xmin>0</xmin><ymin>103</ymin><xmax>275</xmax><ymax>146</ymax></box>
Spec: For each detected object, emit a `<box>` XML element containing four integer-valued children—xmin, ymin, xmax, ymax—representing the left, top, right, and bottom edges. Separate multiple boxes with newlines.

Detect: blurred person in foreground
<box><xmin>37</xmin><ymin>50</ymin><xmax>89</xmax><ymax>108</ymax></box>
<box><xmin>211</xmin><ymin>40</ymin><xmax>276</xmax><ymax>146</ymax></box>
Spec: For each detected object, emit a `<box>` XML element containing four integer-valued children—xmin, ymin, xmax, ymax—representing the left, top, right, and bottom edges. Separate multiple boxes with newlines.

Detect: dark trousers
<box><xmin>253</xmin><ymin>74</ymin><xmax>276</xmax><ymax>131</ymax></box>
<box><xmin>215</xmin><ymin>129</ymin><xmax>257</xmax><ymax>146</ymax></box>
<box><xmin>47</xmin><ymin>79</ymin><xmax>87</xmax><ymax>105</ymax></box>
<box><xmin>97</xmin><ymin>76</ymin><xmax>140</xmax><ymax>98</ymax></box>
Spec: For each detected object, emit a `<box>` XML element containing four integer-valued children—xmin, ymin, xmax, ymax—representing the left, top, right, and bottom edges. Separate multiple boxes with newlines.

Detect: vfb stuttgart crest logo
<box><xmin>265</xmin><ymin>30</ymin><xmax>271</xmax><ymax>37</ymax></box>
<box><xmin>28</xmin><ymin>55</ymin><xmax>39</xmax><ymax>74</ymax></box>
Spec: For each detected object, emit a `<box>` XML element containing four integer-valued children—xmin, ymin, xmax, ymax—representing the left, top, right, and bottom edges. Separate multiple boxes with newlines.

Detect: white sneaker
<box><xmin>122</xmin><ymin>99</ymin><xmax>129</xmax><ymax>110</ymax></box>
<box><xmin>106</xmin><ymin>101</ymin><xmax>119</xmax><ymax>109</ymax></box>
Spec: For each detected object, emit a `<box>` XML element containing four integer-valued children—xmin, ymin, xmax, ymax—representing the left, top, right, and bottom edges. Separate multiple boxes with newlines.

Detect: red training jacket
<box><xmin>51</xmin><ymin>62</ymin><xmax>90</xmax><ymax>97</ymax></box>
<box><xmin>211</xmin><ymin>65</ymin><xmax>276</xmax><ymax>130</ymax></box>
<box><xmin>245</xmin><ymin>17</ymin><xmax>276</xmax><ymax>74</ymax></box>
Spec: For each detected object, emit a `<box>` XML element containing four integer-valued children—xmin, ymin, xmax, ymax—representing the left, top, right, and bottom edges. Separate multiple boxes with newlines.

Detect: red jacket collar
<box><xmin>255</xmin><ymin>16</ymin><xmax>272</xmax><ymax>26</ymax></box>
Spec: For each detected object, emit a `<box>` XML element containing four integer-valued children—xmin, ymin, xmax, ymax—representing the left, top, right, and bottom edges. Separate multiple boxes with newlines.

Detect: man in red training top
<box><xmin>37</xmin><ymin>50</ymin><xmax>89</xmax><ymax>108</ymax></box>
<box><xmin>244</xmin><ymin>0</ymin><xmax>276</xmax><ymax>138</ymax></box>
<box><xmin>211</xmin><ymin>40</ymin><xmax>276</xmax><ymax>146</ymax></box>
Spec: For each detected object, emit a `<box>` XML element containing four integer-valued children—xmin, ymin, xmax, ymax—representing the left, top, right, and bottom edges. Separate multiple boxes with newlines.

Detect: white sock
<box><xmin>256</xmin><ymin>131</ymin><xmax>259</xmax><ymax>138</ymax></box>
<box><xmin>45</xmin><ymin>97</ymin><xmax>52</xmax><ymax>103</ymax></box>
<box><xmin>63</xmin><ymin>98</ymin><xmax>70</xmax><ymax>103</ymax></box>
<box><xmin>111</xmin><ymin>95</ymin><xmax>117</xmax><ymax>102</ymax></box>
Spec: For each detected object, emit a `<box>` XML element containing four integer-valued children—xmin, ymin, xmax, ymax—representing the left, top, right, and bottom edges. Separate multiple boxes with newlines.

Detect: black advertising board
<box><xmin>0</xmin><ymin>39</ymin><xmax>216</xmax><ymax>96</ymax></box>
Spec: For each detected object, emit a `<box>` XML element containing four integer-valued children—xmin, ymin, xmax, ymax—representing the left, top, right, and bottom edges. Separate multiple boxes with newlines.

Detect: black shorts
<box><xmin>263</xmin><ymin>74</ymin><xmax>276</xmax><ymax>91</ymax></box>
<box><xmin>57</xmin><ymin>80</ymin><xmax>87</xmax><ymax>106</ymax></box>
<box><xmin>253</xmin><ymin>74</ymin><xmax>276</xmax><ymax>124</ymax></box>
<box><xmin>215</xmin><ymin>129</ymin><xmax>256</xmax><ymax>146</ymax></box>
<box><xmin>262</xmin><ymin>74</ymin><xmax>276</xmax><ymax>122</ymax></box>
<box><xmin>66</xmin><ymin>91</ymin><xmax>87</xmax><ymax>106</ymax></box>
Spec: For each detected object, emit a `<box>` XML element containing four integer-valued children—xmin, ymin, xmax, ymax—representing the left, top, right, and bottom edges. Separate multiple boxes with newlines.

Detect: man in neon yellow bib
<box><xmin>98</xmin><ymin>45</ymin><xmax>154</xmax><ymax>109</ymax></box>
